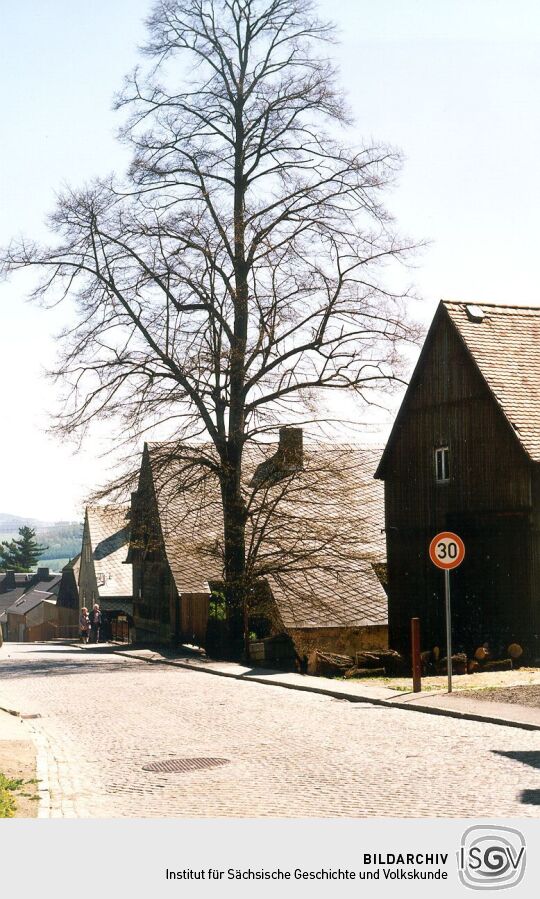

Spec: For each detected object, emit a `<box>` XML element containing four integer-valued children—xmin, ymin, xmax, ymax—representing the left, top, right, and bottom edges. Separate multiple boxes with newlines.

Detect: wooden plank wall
<box><xmin>383</xmin><ymin>311</ymin><xmax>536</xmax><ymax>654</ymax></box>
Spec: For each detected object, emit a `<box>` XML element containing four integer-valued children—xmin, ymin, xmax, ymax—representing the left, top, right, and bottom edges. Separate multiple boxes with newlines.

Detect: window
<box><xmin>435</xmin><ymin>446</ymin><xmax>450</xmax><ymax>482</ymax></box>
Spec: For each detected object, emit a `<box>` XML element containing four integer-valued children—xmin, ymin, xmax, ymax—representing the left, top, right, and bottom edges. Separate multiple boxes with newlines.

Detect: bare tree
<box><xmin>2</xmin><ymin>0</ymin><xmax>418</xmax><ymax>654</ymax></box>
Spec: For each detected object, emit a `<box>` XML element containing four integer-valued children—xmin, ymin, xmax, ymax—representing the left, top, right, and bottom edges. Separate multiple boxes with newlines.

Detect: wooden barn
<box><xmin>376</xmin><ymin>300</ymin><xmax>540</xmax><ymax>660</ymax></box>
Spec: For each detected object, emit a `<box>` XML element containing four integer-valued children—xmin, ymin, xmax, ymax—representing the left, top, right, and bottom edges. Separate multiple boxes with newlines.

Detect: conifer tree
<box><xmin>0</xmin><ymin>527</ymin><xmax>48</xmax><ymax>572</ymax></box>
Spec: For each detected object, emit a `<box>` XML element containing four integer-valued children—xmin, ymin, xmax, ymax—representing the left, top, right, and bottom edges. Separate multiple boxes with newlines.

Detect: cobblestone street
<box><xmin>1</xmin><ymin>643</ymin><xmax>539</xmax><ymax>818</ymax></box>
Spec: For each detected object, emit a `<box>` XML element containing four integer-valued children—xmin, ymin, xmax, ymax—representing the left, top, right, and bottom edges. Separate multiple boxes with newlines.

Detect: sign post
<box><xmin>411</xmin><ymin>617</ymin><xmax>421</xmax><ymax>693</ymax></box>
<box><xmin>429</xmin><ymin>531</ymin><xmax>466</xmax><ymax>694</ymax></box>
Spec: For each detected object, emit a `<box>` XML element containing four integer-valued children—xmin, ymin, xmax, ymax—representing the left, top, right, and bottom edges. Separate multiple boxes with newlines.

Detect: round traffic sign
<box><xmin>429</xmin><ymin>531</ymin><xmax>465</xmax><ymax>570</ymax></box>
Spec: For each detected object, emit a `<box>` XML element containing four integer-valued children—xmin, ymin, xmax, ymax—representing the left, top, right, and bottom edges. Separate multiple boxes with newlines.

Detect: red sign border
<box><xmin>429</xmin><ymin>531</ymin><xmax>465</xmax><ymax>570</ymax></box>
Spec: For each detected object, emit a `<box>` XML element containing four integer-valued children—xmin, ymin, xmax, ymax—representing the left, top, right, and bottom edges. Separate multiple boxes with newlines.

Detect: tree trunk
<box><xmin>221</xmin><ymin>444</ymin><xmax>248</xmax><ymax>659</ymax></box>
<box><xmin>220</xmin><ymin>76</ymin><xmax>250</xmax><ymax>660</ymax></box>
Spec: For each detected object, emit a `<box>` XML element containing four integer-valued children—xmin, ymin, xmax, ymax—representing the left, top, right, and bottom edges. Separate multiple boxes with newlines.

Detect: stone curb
<box><xmin>110</xmin><ymin>648</ymin><xmax>540</xmax><ymax>733</ymax></box>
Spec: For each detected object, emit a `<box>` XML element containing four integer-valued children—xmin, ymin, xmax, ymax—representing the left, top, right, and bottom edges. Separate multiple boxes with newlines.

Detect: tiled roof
<box><xmin>0</xmin><ymin>572</ymin><xmax>60</xmax><ymax>615</ymax></box>
<box><xmin>269</xmin><ymin>563</ymin><xmax>386</xmax><ymax>629</ymax></box>
<box><xmin>0</xmin><ymin>573</ymin><xmax>32</xmax><ymax>591</ymax></box>
<box><xmin>0</xmin><ymin>587</ymin><xmax>26</xmax><ymax>616</ymax></box>
<box><xmin>86</xmin><ymin>506</ymin><xmax>132</xmax><ymax>598</ymax></box>
<box><xmin>30</xmin><ymin>575</ymin><xmax>62</xmax><ymax>596</ymax></box>
<box><xmin>145</xmin><ymin>441</ymin><xmax>387</xmax><ymax>628</ymax></box>
<box><xmin>145</xmin><ymin>445</ymin><xmax>222</xmax><ymax>594</ymax></box>
<box><xmin>443</xmin><ymin>301</ymin><xmax>540</xmax><ymax>460</ymax></box>
<box><xmin>7</xmin><ymin>590</ymin><xmax>56</xmax><ymax>616</ymax></box>
<box><xmin>63</xmin><ymin>554</ymin><xmax>81</xmax><ymax>578</ymax></box>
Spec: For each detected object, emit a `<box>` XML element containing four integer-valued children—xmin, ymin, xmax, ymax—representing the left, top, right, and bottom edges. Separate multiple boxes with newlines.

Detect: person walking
<box><xmin>79</xmin><ymin>607</ymin><xmax>90</xmax><ymax>644</ymax></box>
<box><xmin>89</xmin><ymin>604</ymin><xmax>102</xmax><ymax>644</ymax></box>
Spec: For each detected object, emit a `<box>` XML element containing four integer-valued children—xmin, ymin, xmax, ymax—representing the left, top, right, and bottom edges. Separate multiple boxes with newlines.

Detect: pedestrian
<box><xmin>79</xmin><ymin>607</ymin><xmax>90</xmax><ymax>644</ymax></box>
<box><xmin>89</xmin><ymin>604</ymin><xmax>102</xmax><ymax>644</ymax></box>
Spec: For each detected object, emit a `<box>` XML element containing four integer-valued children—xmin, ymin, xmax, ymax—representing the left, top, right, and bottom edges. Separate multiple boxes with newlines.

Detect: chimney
<box><xmin>278</xmin><ymin>427</ymin><xmax>303</xmax><ymax>472</ymax></box>
<box><xmin>4</xmin><ymin>570</ymin><xmax>16</xmax><ymax>589</ymax></box>
<box><xmin>250</xmin><ymin>427</ymin><xmax>304</xmax><ymax>487</ymax></box>
<box><xmin>37</xmin><ymin>567</ymin><xmax>50</xmax><ymax>581</ymax></box>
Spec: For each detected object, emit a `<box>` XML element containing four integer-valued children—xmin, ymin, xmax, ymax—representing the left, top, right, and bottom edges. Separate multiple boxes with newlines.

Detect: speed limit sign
<box><xmin>429</xmin><ymin>531</ymin><xmax>465</xmax><ymax>694</ymax></box>
<box><xmin>429</xmin><ymin>531</ymin><xmax>465</xmax><ymax>570</ymax></box>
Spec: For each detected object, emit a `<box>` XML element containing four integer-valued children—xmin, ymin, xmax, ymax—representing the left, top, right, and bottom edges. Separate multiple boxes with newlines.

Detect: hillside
<box><xmin>0</xmin><ymin>514</ymin><xmax>83</xmax><ymax>568</ymax></box>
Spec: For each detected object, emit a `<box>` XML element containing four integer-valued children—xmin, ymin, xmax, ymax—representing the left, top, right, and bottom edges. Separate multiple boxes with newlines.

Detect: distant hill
<box><xmin>0</xmin><ymin>513</ymin><xmax>83</xmax><ymax>567</ymax></box>
<box><xmin>0</xmin><ymin>512</ymin><xmax>54</xmax><ymax>531</ymax></box>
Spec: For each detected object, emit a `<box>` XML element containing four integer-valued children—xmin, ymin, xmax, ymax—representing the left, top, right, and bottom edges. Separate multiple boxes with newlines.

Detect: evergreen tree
<box><xmin>0</xmin><ymin>527</ymin><xmax>48</xmax><ymax>572</ymax></box>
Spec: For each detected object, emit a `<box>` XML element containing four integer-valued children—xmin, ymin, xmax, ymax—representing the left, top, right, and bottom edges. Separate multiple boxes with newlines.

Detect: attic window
<box><xmin>465</xmin><ymin>304</ymin><xmax>485</xmax><ymax>322</ymax></box>
<box><xmin>435</xmin><ymin>446</ymin><xmax>450</xmax><ymax>483</ymax></box>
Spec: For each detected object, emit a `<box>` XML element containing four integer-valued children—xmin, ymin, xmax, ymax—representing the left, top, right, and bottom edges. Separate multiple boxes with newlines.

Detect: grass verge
<box><xmin>0</xmin><ymin>774</ymin><xmax>39</xmax><ymax>818</ymax></box>
<box><xmin>0</xmin><ymin>773</ymin><xmax>23</xmax><ymax>818</ymax></box>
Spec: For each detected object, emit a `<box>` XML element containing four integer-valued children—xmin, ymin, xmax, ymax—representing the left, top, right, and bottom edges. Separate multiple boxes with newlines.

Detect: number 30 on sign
<box><xmin>429</xmin><ymin>531</ymin><xmax>465</xmax><ymax>570</ymax></box>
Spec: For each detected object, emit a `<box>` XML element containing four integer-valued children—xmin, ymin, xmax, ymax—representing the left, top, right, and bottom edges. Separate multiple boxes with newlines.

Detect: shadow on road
<box><xmin>0</xmin><ymin>657</ymin><xmax>142</xmax><ymax>678</ymax></box>
<box><xmin>492</xmin><ymin>752</ymin><xmax>540</xmax><ymax>807</ymax></box>
<box><xmin>493</xmin><ymin>750</ymin><xmax>540</xmax><ymax>770</ymax></box>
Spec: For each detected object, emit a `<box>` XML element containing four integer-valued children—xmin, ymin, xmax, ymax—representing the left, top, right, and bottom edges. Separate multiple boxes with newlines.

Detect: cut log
<box><xmin>467</xmin><ymin>660</ymin><xmax>480</xmax><ymax>674</ymax></box>
<box><xmin>508</xmin><ymin>643</ymin><xmax>523</xmax><ymax>660</ymax></box>
<box><xmin>481</xmin><ymin>658</ymin><xmax>513</xmax><ymax>672</ymax></box>
<box><xmin>436</xmin><ymin>652</ymin><xmax>468</xmax><ymax>675</ymax></box>
<box><xmin>474</xmin><ymin>645</ymin><xmax>490</xmax><ymax>661</ymax></box>
<box><xmin>344</xmin><ymin>667</ymin><xmax>385</xmax><ymax>679</ymax></box>
<box><xmin>380</xmin><ymin>650</ymin><xmax>407</xmax><ymax>675</ymax></box>
<box><xmin>314</xmin><ymin>651</ymin><xmax>354</xmax><ymax>677</ymax></box>
<box><xmin>355</xmin><ymin>651</ymin><xmax>386</xmax><ymax>669</ymax></box>
<box><xmin>354</xmin><ymin>649</ymin><xmax>406</xmax><ymax>675</ymax></box>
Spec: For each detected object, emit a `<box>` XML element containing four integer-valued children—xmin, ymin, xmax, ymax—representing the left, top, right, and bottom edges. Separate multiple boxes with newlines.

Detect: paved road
<box><xmin>0</xmin><ymin>642</ymin><xmax>539</xmax><ymax>818</ymax></box>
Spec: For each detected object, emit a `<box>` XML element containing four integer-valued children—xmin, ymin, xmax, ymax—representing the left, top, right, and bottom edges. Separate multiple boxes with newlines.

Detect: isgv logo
<box><xmin>458</xmin><ymin>826</ymin><xmax>526</xmax><ymax>890</ymax></box>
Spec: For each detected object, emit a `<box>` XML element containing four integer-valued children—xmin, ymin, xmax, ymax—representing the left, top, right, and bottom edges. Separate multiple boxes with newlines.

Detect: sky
<box><xmin>2</xmin><ymin>0</ymin><xmax>540</xmax><ymax>520</ymax></box>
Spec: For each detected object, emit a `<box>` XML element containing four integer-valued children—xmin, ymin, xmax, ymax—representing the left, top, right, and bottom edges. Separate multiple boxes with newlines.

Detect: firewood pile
<box><xmin>313</xmin><ymin>649</ymin><xmax>406</xmax><ymax>678</ymax></box>
<box><xmin>312</xmin><ymin>642</ymin><xmax>524</xmax><ymax>679</ymax></box>
<box><xmin>421</xmin><ymin>642</ymin><xmax>524</xmax><ymax>676</ymax></box>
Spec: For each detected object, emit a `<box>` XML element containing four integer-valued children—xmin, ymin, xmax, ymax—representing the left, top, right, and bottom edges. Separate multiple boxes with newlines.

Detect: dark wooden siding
<box><xmin>181</xmin><ymin>594</ymin><xmax>210</xmax><ymax>646</ymax></box>
<box><xmin>131</xmin><ymin>455</ymin><xmax>176</xmax><ymax>644</ymax></box>
<box><xmin>383</xmin><ymin>309</ymin><xmax>536</xmax><ymax>655</ymax></box>
<box><xmin>131</xmin><ymin>449</ymin><xmax>209</xmax><ymax>647</ymax></box>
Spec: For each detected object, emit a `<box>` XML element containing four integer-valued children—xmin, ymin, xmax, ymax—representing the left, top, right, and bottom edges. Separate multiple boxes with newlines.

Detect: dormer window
<box><xmin>435</xmin><ymin>446</ymin><xmax>450</xmax><ymax>483</ymax></box>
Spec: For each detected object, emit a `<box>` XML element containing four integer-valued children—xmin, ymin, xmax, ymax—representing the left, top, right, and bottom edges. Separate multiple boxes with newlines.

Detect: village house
<box><xmin>128</xmin><ymin>431</ymin><xmax>387</xmax><ymax>663</ymax></box>
<box><xmin>4</xmin><ymin>568</ymin><xmax>62</xmax><ymax>641</ymax></box>
<box><xmin>0</xmin><ymin>571</ymin><xmax>34</xmax><ymax>639</ymax></box>
<box><xmin>78</xmin><ymin>505</ymin><xmax>133</xmax><ymax>640</ymax></box>
<box><xmin>376</xmin><ymin>300</ymin><xmax>540</xmax><ymax>660</ymax></box>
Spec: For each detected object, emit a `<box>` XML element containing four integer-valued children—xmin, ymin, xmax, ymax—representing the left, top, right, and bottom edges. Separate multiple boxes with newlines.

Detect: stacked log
<box><xmin>313</xmin><ymin>642</ymin><xmax>522</xmax><ymax>680</ymax></box>
<box><xmin>355</xmin><ymin>649</ymin><xmax>406</xmax><ymax>675</ymax></box>
<box><xmin>313</xmin><ymin>649</ymin><xmax>406</xmax><ymax>678</ymax></box>
<box><xmin>343</xmin><ymin>667</ymin><xmax>385</xmax><ymax>679</ymax></box>
<box><xmin>435</xmin><ymin>652</ymin><xmax>468</xmax><ymax>676</ymax></box>
<box><xmin>314</xmin><ymin>652</ymin><xmax>354</xmax><ymax>677</ymax></box>
<box><xmin>481</xmin><ymin>658</ymin><xmax>512</xmax><ymax>672</ymax></box>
